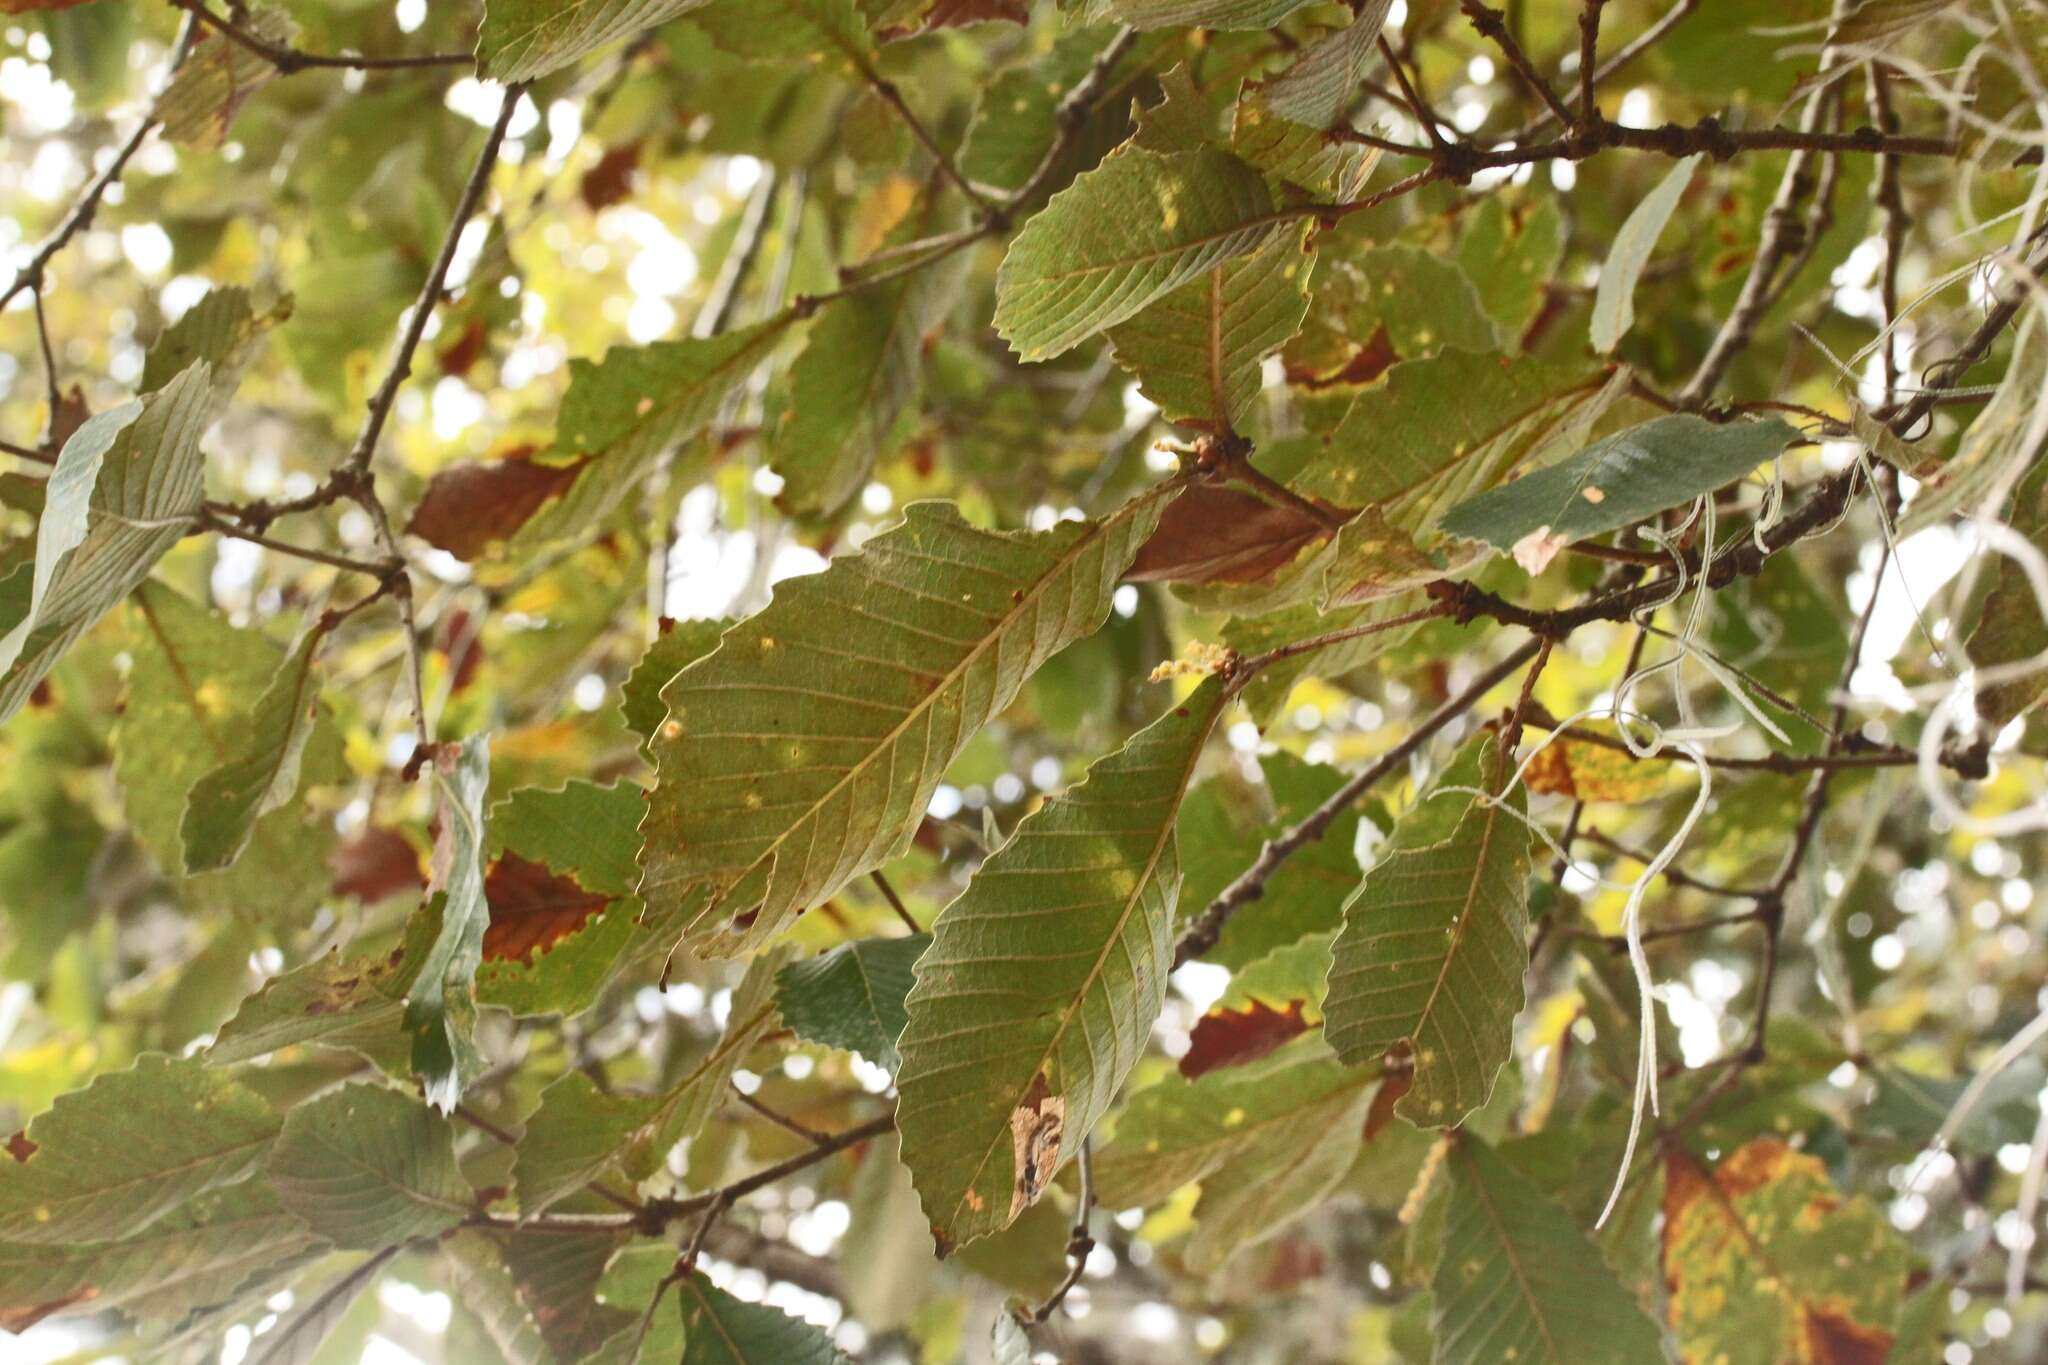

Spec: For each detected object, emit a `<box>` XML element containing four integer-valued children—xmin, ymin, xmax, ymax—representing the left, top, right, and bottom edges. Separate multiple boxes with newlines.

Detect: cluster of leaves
<box><xmin>3</xmin><ymin>0</ymin><xmax>2048</xmax><ymax>1361</ymax></box>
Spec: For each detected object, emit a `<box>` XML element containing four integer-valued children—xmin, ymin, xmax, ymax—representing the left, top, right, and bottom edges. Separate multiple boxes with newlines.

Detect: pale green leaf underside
<box><xmin>896</xmin><ymin>676</ymin><xmax>1227</xmax><ymax>1251</ymax></box>
<box><xmin>0</xmin><ymin>1052</ymin><xmax>277</xmax><ymax>1245</ymax></box>
<box><xmin>402</xmin><ymin>735</ymin><xmax>492</xmax><ymax>1111</ymax></box>
<box><xmin>1107</xmin><ymin>226</ymin><xmax>1315</xmax><ymax>428</ymax></box>
<box><xmin>638</xmin><ymin>492</ymin><xmax>1168</xmax><ymax>957</ymax></box>
<box><xmin>994</xmin><ymin>148</ymin><xmax>1283</xmax><ymax>361</ymax></box>
<box><xmin>1434</xmin><ymin>1140</ymin><xmax>1667</xmax><ymax>1365</ymax></box>
<box><xmin>1323</xmin><ymin>777</ymin><xmax>1531</xmax><ymax>1127</ymax></box>
<box><xmin>1592</xmin><ymin>153</ymin><xmax>1701</xmax><ymax>353</ymax></box>
<box><xmin>1261</xmin><ymin>0</ymin><xmax>1393</xmax><ymax>128</ymax></box>
<box><xmin>266</xmin><ymin>1084</ymin><xmax>471</xmax><ymax>1250</ymax></box>
<box><xmin>2</xmin><ymin>363</ymin><xmax>214</xmax><ymax>724</ymax></box>
<box><xmin>1438</xmin><ymin>413</ymin><xmax>1799</xmax><ymax>553</ymax></box>
<box><xmin>477</xmin><ymin>0</ymin><xmax>711</xmax><ymax>81</ymax></box>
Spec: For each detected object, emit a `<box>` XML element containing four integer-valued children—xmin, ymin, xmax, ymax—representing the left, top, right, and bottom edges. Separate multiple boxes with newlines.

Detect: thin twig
<box><xmin>1463</xmin><ymin>1</ymin><xmax>1579</xmax><ymax>131</ymax></box>
<box><xmin>731</xmin><ymin>1083</ymin><xmax>831</xmax><ymax>1143</ymax></box>
<box><xmin>31</xmin><ymin>289</ymin><xmax>61</xmax><ymax>440</ymax></box>
<box><xmin>1576</xmin><ymin>0</ymin><xmax>1609</xmax><ymax>124</ymax></box>
<box><xmin>870</xmin><ymin>869</ymin><xmax>921</xmax><ymax>934</ymax></box>
<box><xmin>165</xmin><ymin>0</ymin><xmax>470</xmax><ymax>72</ymax></box>
<box><xmin>1378</xmin><ymin>34</ymin><xmax>1452</xmax><ymax>151</ymax></box>
<box><xmin>1023</xmin><ymin>1138</ymin><xmax>1095</xmax><ymax>1324</ymax></box>
<box><xmin>1175</xmin><ymin>639</ymin><xmax>1544</xmax><ymax>966</ymax></box>
<box><xmin>0</xmin><ymin>117</ymin><xmax>158</xmax><ymax>313</ymax></box>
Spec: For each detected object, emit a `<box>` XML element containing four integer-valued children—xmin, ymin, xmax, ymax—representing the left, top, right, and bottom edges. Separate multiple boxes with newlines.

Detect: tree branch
<box><xmin>1174</xmin><ymin>639</ymin><xmax>1545</xmax><ymax>967</ymax></box>
<box><xmin>165</xmin><ymin>0</ymin><xmax>471</xmax><ymax>73</ymax></box>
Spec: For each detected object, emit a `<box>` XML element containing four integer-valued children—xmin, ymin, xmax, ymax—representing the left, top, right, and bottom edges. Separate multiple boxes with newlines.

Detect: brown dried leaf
<box><xmin>407</xmin><ymin>452</ymin><xmax>585</xmax><ymax>561</ymax></box>
<box><xmin>329</xmin><ymin>828</ymin><xmax>423</xmax><ymax>903</ymax></box>
<box><xmin>579</xmin><ymin>141</ymin><xmax>643</xmax><ymax>212</ymax></box>
<box><xmin>1179</xmin><ymin>999</ymin><xmax>1311</xmax><ymax>1079</ymax></box>
<box><xmin>1007</xmin><ymin>1072</ymin><xmax>1066</xmax><ymax>1221</ymax></box>
<box><xmin>481</xmin><ymin>851</ymin><xmax>611</xmax><ymax>964</ymax></box>
<box><xmin>1128</xmin><ymin>484</ymin><xmax>1330</xmax><ymax>585</ymax></box>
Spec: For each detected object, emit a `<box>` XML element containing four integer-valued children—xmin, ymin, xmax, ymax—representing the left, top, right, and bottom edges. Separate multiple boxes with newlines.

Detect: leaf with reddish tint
<box><xmin>436</xmin><ymin>317</ymin><xmax>489</xmax><ymax>378</ymax></box>
<box><xmin>1180</xmin><ymin>998</ymin><xmax>1310</xmax><ymax>1079</ymax></box>
<box><xmin>1128</xmin><ymin>484</ymin><xmax>1331</xmax><ymax>586</ymax></box>
<box><xmin>1663</xmin><ymin>1139</ymin><xmax>1907</xmax><ymax>1365</ymax></box>
<box><xmin>330</xmin><ymin>828</ymin><xmax>423</xmax><ymax>903</ymax></box>
<box><xmin>481</xmin><ymin>851</ymin><xmax>611</xmax><ymax>964</ymax></box>
<box><xmin>407</xmin><ymin>453</ymin><xmax>584</xmax><ymax>561</ymax></box>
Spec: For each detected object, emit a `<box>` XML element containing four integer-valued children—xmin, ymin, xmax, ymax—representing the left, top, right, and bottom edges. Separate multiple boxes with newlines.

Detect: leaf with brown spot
<box><xmin>481</xmin><ymin>851</ymin><xmax>612</xmax><ymax>964</ymax></box>
<box><xmin>1180</xmin><ymin>998</ymin><xmax>1310</xmax><ymax>1079</ymax></box>
<box><xmin>437</xmin><ymin>317</ymin><xmax>489</xmax><ymax>379</ymax></box>
<box><xmin>1128</xmin><ymin>484</ymin><xmax>1331</xmax><ymax>586</ymax></box>
<box><xmin>1663</xmin><ymin>1139</ymin><xmax>1906</xmax><ymax>1365</ymax></box>
<box><xmin>407</xmin><ymin>452</ymin><xmax>585</xmax><ymax>562</ymax></box>
<box><xmin>1525</xmin><ymin>729</ymin><xmax>1673</xmax><ymax>803</ymax></box>
<box><xmin>4</xmin><ymin>1131</ymin><xmax>34</xmax><ymax>1163</ymax></box>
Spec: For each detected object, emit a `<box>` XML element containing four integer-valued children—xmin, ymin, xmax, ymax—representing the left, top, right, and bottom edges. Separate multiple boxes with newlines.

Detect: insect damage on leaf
<box><xmin>1009</xmin><ymin>1072</ymin><xmax>1067</xmax><ymax>1221</ymax></box>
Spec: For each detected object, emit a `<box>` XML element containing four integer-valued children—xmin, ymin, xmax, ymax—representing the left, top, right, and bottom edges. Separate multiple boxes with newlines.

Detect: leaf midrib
<box><xmin>1460</xmin><ymin>1146</ymin><xmax>1562</xmax><ymax>1362</ymax></box>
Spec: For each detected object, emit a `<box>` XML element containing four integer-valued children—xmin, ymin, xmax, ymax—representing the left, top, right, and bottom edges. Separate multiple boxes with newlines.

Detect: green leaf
<box><xmin>689</xmin><ymin>0</ymin><xmax>872</xmax><ymax>66</ymax></box>
<box><xmin>1281</xmin><ymin>349</ymin><xmax>1605</xmax><ymax>515</ymax></box>
<box><xmin>639</xmin><ymin>491</ymin><xmax>1170</xmax><ymax>957</ymax></box>
<box><xmin>676</xmin><ymin>1270</ymin><xmax>851</xmax><ymax>1364</ymax></box>
<box><xmin>1182</xmin><ymin>1063</ymin><xmax>1374</xmax><ymax>1274</ymax></box>
<box><xmin>1433</xmin><ymin>1138</ymin><xmax>1666</xmax><ymax>1365</ymax></box>
<box><xmin>266</xmin><ymin>1083</ymin><xmax>472</xmax><ymax>1250</ymax></box>
<box><xmin>442</xmin><ymin>1231</ymin><xmax>558</xmax><ymax>1364</ymax></box>
<box><xmin>181</xmin><ymin>624</ymin><xmax>325</xmax><ymax>873</ymax></box>
<box><xmin>512</xmin><ymin>949</ymin><xmax>788</xmax><ymax>1213</ymax></box>
<box><xmin>1093</xmin><ymin>1033</ymin><xmax>1370</xmax><ymax>1209</ymax></box>
<box><xmin>960</xmin><ymin>28</ymin><xmax>1118</xmax><ymax>192</ymax></box>
<box><xmin>0</xmin><ymin>1181</ymin><xmax>324</xmax><ymax>1334</ymax></box>
<box><xmin>775</xmin><ymin>933</ymin><xmax>930</xmax><ymax>1074</ymax></box>
<box><xmin>0</xmin><ymin>1052</ymin><xmax>278</xmax><ymax>1245</ymax></box>
<box><xmin>1287</xmin><ymin>245</ymin><xmax>1496</xmax><ymax>376</ymax></box>
<box><xmin>153</xmin><ymin>5</ymin><xmax>286</xmax><ymax>146</ymax></box>
<box><xmin>402</xmin><ymin>735</ymin><xmax>493</xmax><ymax>1111</ymax></box>
<box><xmin>1231</xmin><ymin>92</ymin><xmax>1380</xmax><ymax>197</ymax></box>
<box><xmin>1457</xmin><ymin>196</ymin><xmax>1566</xmax><ymax>347</ymax></box>
<box><xmin>0</xmin><ymin>398</ymin><xmax>142</xmax><ymax>679</ymax></box>
<box><xmin>772</xmin><ymin>197</ymin><xmax>971</xmax><ymax>516</ymax></box>
<box><xmin>1112</xmin><ymin>0</ymin><xmax>1317</xmax><ymax>28</ymax></box>
<box><xmin>1323</xmin><ymin>744</ymin><xmax>1531</xmax><ymax>1127</ymax></box>
<box><xmin>896</xmin><ymin>677</ymin><xmax>1228</xmax><ymax>1251</ymax></box>
<box><xmin>622</xmin><ymin>618</ymin><xmax>728</xmax><ymax>752</ymax></box>
<box><xmin>1664</xmin><ymin>1139</ymin><xmax>1907</xmax><ymax>1365</ymax></box>
<box><xmin>478</xmin><ymin>0</ymin><xmax>714</xmax><ymax>81</ymax></box>
<box><xmin>479</xmin><ymin>780</ymin><xmax>651</xmax><ymax>1017</ymax></box>
<box><xmin>1591</xmin><ymin>153</ymin><xmax>1701</xmax><ymax>354</ymax></box>
<box><xmin>994</xmin><ymin>148</ymin><xmax>1284</xmax><ymax>361</ymax></box>
<box><xmin>116</xmin><ymin>582</ymin><xmax>344</xmax><ymax>919</ymax></box>
<box><xmin>1260</xmin><ymin>0</ymin><xmax>1392</xmax><ymax>128</ymax></box>
<box><xmin>513</xmin><ymin>319</ymin><xmax>791</xmax><ymax>553</ymax></box>
<box><xmin>1438</xmin><ymin>414</ymin><xmax>1799</xmax><ymax>565</ymax></box>
<box><xmin>1106</xmin><ymin>225</ymin><xmax>1315</xmax><ymax>430</ymax></box>
<box><xmin>209</xmin><ymin>926</ymin><xmax>424</xmax><ymax>1069</ymax></box>
<box><xmin>142</xmin><ymin>284</ymin><xmax>290</xmax><ymax>397</ymax></box>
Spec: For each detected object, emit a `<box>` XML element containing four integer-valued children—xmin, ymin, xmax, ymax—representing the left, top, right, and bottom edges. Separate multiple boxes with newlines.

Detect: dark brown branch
<box><xmin>1576</xmin><ymin>0</ymin><xmax>1609</xmax><ymax>124</ymax></box>
<box><xmin>870</xmin><ymin>869</ymin><xmax>922</xmax><ymax>934</ymax></box>
<box><xmin>1462</xmin><ymin>1</ymin><xmax>1579</xmax><ymax>132</ymax></box>
<box><xmin>858</xmin><ymin>65</ymin><xmax>991</xmax><ymax>212</ymax></box>
<box><xmin>1175</xmin><ymin>639</ymin><xmax>1545</xmax><ymax>967</ymax></box>
<box><xmin>165</xmin><ymin>0</ymin><xmax>470</xmax><ymax>73</ymax></box>
<box><xmin>730</xmin><ymin>1083</ymin><xmax>831</xmax><ymax>1144</ymax></box>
